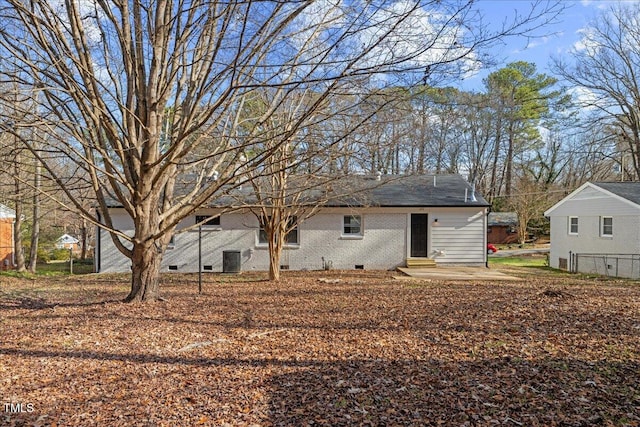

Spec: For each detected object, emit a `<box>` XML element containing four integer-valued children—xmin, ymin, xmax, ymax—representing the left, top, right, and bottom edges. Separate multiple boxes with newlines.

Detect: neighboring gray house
<box><xmin>544</xmin><ymin>181</ymin><xmax>640</xmax><ymax>278</ymax></box>
<box><xmin>95</xmin><ymin>174</ymin><xmax>490</xmax><ymax>273</ymax></box>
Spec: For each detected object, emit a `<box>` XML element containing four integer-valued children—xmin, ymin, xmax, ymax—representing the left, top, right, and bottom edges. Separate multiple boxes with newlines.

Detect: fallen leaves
<box><xmin>0</xmin><ymin>269</ymin><xmax>638</xmax><ymax>426</ymax></box>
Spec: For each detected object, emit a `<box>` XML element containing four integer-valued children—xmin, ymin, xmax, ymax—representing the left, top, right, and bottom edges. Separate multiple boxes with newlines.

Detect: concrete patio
<box><xmin>395</xmin><ymin>266</ymin><xmax>522</xmax><ymax>281</ymax></box>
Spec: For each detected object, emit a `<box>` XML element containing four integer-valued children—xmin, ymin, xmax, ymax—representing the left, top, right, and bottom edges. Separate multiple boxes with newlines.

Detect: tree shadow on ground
<box><xmin>1</xmin><ymin>349</ymin><xmax>638</xmax><ymax>425</ymax></box>
<box><xmin>267</xmin><ymin>357</ymin><xmax>640</xmax><ymax>426</ymax></box>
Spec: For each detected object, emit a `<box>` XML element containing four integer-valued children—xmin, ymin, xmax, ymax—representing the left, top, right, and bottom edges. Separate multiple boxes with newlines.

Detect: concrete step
<box><xmin>406</xmin><ymin>258</ymin><xmax>437</xmax><ymax>268</ymax></box>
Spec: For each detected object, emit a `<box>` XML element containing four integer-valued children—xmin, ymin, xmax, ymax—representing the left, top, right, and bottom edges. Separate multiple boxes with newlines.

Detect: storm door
<box><xmin>410</xmin><ymin>214</ymin><xmax>428</xmax><ymax>257</ymax></box>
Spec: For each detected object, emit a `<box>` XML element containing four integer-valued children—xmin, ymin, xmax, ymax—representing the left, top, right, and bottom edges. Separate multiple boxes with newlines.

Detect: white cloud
<box><xmin>280</xmin><ymin>0</ymin><xmax>479</xmax><ymax>86</ymax></box>
<box><xmin>527</xmin><ymin>35</ymin><xmax>552</xmax><ymax>49</ymax></box>
<box><xmin>293</xmin><ymin>0</ymin><xmax>346</xmax><ymax>48</ymax></box>
<box><xmin>568</xmin><ymin>86</ymin><xmax>599</xmax><ymax>110</ymax></box>
<box><xmin>580</xmin><ymin>0</ymin><xmax>615</xmax><ymax>10</ymax></box>
<box><xmin>572</xmin><ymin>27</ymin><xmax>601</xmax><ymax>55</ymax></box>
<box><xmin>354</xmin><ymin>1</ymin><xmax>477</xmax><ymax>77</ymax></box>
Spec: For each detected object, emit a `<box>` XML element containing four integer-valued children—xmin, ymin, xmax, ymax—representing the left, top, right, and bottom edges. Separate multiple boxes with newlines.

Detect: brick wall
<box><xmin>0</xmin><ymin>219</ymin><xmax>13</xmax><ymax>270</ymax></box>
<box><xmin>98</xmin><ymin>207</ymin><xmax>487</xmax><ymax>273</ymax></box>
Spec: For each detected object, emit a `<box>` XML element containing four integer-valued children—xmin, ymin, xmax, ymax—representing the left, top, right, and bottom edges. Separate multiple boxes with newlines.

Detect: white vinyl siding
<box><xmin>546</xmin><ymin>184</ymin><xmax>640</xmax><ymax>271</ymax></box>
<box><xmin>429</xmin><ymin>209</ymin><xmax>486</xmax><ymax>263</ymax></box>
<box><xmin>547</xmin><ymin>185</ymin><xmax>640</xmax><ymax>217</ymax></box>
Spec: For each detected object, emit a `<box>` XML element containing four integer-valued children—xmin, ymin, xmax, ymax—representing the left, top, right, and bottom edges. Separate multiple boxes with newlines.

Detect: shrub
<box><xmin>49</xmin><ymin>248</ymin><xmax>72</xmax><ymax>261</ymax></box>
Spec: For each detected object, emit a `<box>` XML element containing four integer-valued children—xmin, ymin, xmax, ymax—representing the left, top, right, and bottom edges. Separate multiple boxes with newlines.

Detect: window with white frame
<box><xmin>258</xmin><ymin>216</ymin><xmax>299</xmax><ymax>245</ymax></box>
<box><xmin>600</xmin><ymin>216</ymin><xmax>613</xmax><ymax>237</ymax></box>
<box><xmin>568</xmin><ymin>216</ymin><xmax>578</xmax><ymax>235</ymax></box>
<box><xmin>343</xmin><ymin>215</ymin><xmax>362</xmax><ymax>236</ymax></box>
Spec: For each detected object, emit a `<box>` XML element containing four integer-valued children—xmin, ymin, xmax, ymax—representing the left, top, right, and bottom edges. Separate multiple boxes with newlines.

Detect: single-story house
<box><xmin>0</xmin><ymin>203</ymin><xmax>15</xmax><ymax>270</ymax></box>
<box><xmin>55</xmin><ymin>234</ymin><xmax>81</xmax><ymax>254</ymax></box>
<box><xmin>544</xmin><ymin>181</ymin><xmax>640</xmax><ymax>278</ymax></box>
<box><xmin>487</xmin><ymin>212</ymin><xmax>519</xmax><ymax>244</ymax></box>
<box><xmin>95</xmin><ymin>174</ymin><xmax>490</xmax><ymax>273</ymax></box>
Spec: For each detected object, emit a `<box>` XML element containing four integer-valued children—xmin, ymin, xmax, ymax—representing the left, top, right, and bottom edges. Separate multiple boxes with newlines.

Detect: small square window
<box><xmin>343</xmin><ymin>215</ymin><xmax>362</xmax><ymax>235</ymax></box>
<box><xmin>601</xmin><ymin>216</ymin><xmax>613</xmax><ymax>237</ymax></box>
<box><xmin>569</xmin><ymin>217</ymin><xmax>578</xmax><ymax>235</ymax></box>
<box><xmin>196</xmin><ymin>215</ymin><xmax>220</xmax><ymax>226</ymax></box>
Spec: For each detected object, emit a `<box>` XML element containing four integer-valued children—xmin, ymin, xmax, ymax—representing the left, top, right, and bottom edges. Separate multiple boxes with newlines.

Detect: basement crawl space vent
<box><xmin>203</xmin><ymin>265</ymin><xmax>213</xmax><ymax>271</ymax></box>
<box><xmin>355</xmin><ymin>265</ymin><xmax>364</xmax><ymax>270</ymax></box>
<box><xmin>558</xmin><ymin>258</ymin><xmax>567</xmax><ymax>270</ymax></box>
<box><xmin>168</xmin><ymin>265</ymin><xmax>178</xmax><ymax>271</ymax></box>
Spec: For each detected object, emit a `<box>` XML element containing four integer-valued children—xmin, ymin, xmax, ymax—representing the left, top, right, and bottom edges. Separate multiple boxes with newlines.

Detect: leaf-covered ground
<box><xmin>1</xmin><ymin>268</ymin><xmax>639</xmax><ymax>426</ymax></box>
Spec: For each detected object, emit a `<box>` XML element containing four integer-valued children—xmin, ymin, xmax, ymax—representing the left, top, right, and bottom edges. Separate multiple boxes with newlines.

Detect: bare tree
<box><xmin>241</xmin><ymin>86</ymin><xmax>386</xmax><ymax>281</ymax></box>
<box><xmin>0</xmin><ymin>0</ymin><xmax>564</xmax><ymax>301</ymax></box>
<box><xmin>506</xmin><ymin>175</ymin><xmax>556</xmax><ymax>244</ymax></box>
<box><xmin>552</xmin><ymin>2</ymin><xmax>640</xmax><ymax>179</ymax></box>
<box><xmin>0</xmin><ymin>82</ymin><xmax>30</xmax><ymax>272</ymax></box>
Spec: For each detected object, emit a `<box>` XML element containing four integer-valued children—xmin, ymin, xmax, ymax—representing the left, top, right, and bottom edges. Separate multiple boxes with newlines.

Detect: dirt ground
<box><xmin>1</xmin><ymin>268</ymin><xmax>639</xmax><ymax>426</ymax></box>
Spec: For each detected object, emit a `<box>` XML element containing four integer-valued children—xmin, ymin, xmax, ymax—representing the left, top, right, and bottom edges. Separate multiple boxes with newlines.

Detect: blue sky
<box><xmin>457</xmin><ymin>0</ymin><xmax>622</xmax><ymax>91</ymax></box>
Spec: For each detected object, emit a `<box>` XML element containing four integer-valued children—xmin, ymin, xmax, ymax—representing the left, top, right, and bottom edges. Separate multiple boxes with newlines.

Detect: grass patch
<box><xmin>489</xmin><ymin>255</ymin><xmax>548</xmax><ymax>267</ymax></box>
<box><xmin>0</xmin><ymin>260</ymin><xmax>94</xmax><ymax>278</ymax></box>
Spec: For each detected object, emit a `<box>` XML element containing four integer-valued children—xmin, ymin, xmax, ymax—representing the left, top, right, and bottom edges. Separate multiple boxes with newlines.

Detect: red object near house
<box><xmin>487</xmin><ymin>243</ymin><xmax>498</xmax><ymax>254</ymax></box>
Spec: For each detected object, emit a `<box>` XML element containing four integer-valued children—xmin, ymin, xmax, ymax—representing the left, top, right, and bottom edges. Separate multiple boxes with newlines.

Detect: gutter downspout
<box><xmin>485</xmin><ymin>208</ymin><xmax>489</xmax><ymax>268</ymax></box>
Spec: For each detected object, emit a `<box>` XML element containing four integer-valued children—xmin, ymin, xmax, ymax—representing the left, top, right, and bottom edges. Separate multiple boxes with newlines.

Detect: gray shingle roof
<box><xmin>325</xmin><ymin>174</ymin><xmax>489</xmax><ymax>207</ymax></box>
<box><xmin>593</xmin><ymin>182</ymin><xmax>640</xmax><ymax>206</ymax></box>
<box><xmin>488</xmin><ymin>212</ymin><xmax>518</xmax><ymax>226</ymax></box>
<box><xmin>105</xmin><ymin>174</ymin><xmax>489</xmax><ymax>209</ymax></box>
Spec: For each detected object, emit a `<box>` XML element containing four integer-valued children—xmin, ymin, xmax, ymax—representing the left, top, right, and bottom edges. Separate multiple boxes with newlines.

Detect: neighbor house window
<box><xmin>258</xmin><ymin>216</ymin><xmax>299</xmax><ymax>245</ymax></box>
<box><xmin>195</xmin><ymin>215</ymin><xmax>220</xmax><ymax>227</ymax></box>
<box><xmin>568</xmin><ymin>216</ymin><xmax>579</xmax><ymax>235</ymax></box>
<box><xmin>600</xmin><ymin>216</ymin><xmax>613</xmax><ymax>237</ymax></box>
<box><xmin>343</xmin><ymin>215</ymin><xmax>362</xmax><ymax>236</ymax></box>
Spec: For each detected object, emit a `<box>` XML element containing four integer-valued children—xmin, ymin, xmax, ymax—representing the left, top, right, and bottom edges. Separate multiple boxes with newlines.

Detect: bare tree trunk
<box><xmin>13</xmin><ymin>200</ymin><xmax>25</xmax><ymax>272</ymax></box>
<box><xmin>126</xmin><ymin>241</ymin><xmax>162</xmax><ymax>302</ymax></box>
<box><xmin>489</xmin><ymin>117</ymin><xmax>503</xmax><ymax>203</ymax></box>
<box><xmin>505</xmin><ymin>126</ymin><xmax>515</xmax><ymax>197</ymax></box>
<box><xmin>13</xmin><ymin>152</ymin><xmax>25</xmax><ymax>272</ymax></box>
<box><xmin>27</xmin><ymin>155</ymin><xmax>41</xmax><ymax>273</ymax></box>
<box><xmin>268</xmin><ymin>236</ymin><xmax>282</xmax><ymax>282</ymax></box>
<box><xmin>80</xmin><ymin>217</ymin><xmax>88</xmax><ymax>260</ymax></box>
<box><xmin>265</xmin><ymin>212</ymin><xmax>286</xmax><ymax>281</ymax></box>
